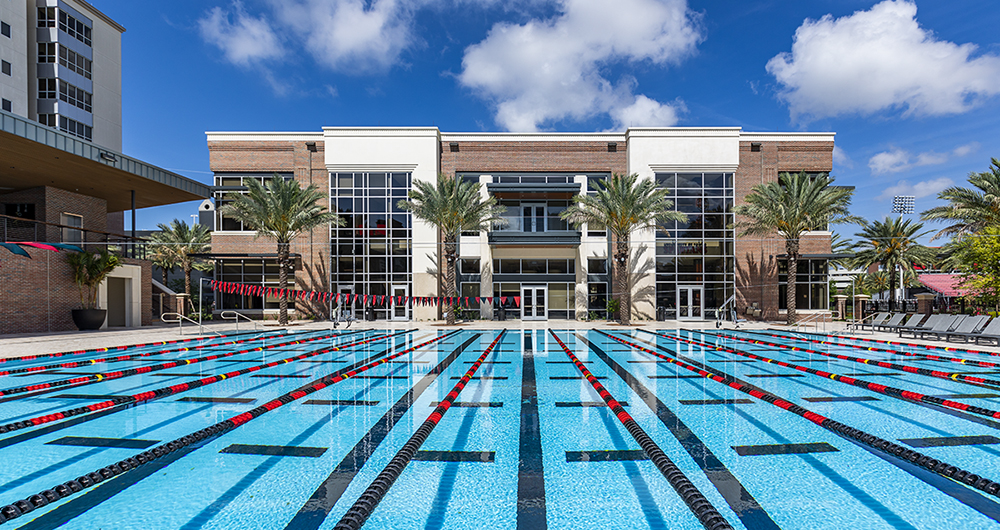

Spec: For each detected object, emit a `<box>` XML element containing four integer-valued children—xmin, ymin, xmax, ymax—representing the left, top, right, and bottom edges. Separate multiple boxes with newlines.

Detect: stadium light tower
<box><xmin>891</xmin><ymin>195</ymin><xmax>916</xmax><ymax>307</ymax></box>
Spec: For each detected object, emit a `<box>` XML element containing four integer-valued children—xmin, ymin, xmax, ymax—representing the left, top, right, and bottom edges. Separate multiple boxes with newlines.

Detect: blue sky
<box><xmin>104</xmin><ymin>0</ymin><xmax>1000</xmax><ymax>243</ymax></box>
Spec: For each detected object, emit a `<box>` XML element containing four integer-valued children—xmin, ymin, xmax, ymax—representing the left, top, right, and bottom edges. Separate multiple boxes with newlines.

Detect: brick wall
<box><xmin>734</xmin><ymin>140</ymin><xmax>834</xmax><ymax>320</ymax></box>
<box><xmin>210</xmin><ymin>141</ymin><xmax>332</xmax><ymax>318</ymax></box>
<box><xmin>441</xmin><ymin>141</ymin><xmax>627</xmax><ymax>175</ymax></box>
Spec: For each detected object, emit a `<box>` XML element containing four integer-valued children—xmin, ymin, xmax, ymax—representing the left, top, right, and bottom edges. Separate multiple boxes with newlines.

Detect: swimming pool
<box><xmin>0</xmin><ymin>327</ymin><xmax>999</xmax><ymax>529</ymax></box>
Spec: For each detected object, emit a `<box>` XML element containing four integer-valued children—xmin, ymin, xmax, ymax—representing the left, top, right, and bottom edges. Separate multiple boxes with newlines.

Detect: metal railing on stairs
<box><xmin>220</xmin><ymin>311</ymin><xmax>262</xmax><ymax>333</ymax></box>
<box><xmin>161</xmin><ymin>312</ymin><xmax>223</xmax><ymax>337</ymax></box>
<box><xmin>791</xmin><ymin>312</ymin><xmax>830</xmax><ymax>334</ymax></box>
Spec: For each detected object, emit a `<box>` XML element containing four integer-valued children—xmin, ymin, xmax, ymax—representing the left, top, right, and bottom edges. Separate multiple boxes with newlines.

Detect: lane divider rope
<box><xmin>0</xmin><ymin>330</ymin><xmax>357</xmax><ymax>398</ymax></box>
<box><xmin>777</xmin><ymin>328</ymin><xmax>1000</xmax><ymax>358</ymax></box>
<box><xmin>0</xmin><ymin>330</ymin><xmax>276</xmax><ymax>365</ymax></box>
<box><xmin>0</xmin><ymin>330</ymin><xmax>462</xmax><ymax>525</ymax></box>
<box><xmin>0</xmin><ymin>331</ymin><xmax>401</xmax><ymax>435</ymax></box>
<box><xmin>548</xmin><ymin>330</ymin><xmax>733</xmax><ymax>530</ymax></box>
<box><xmin>0</xmin><ymin>329</ymin><xmax>337</xmax><ymax>377</ymax></box>
<box><xmin>693</xmin><ymin>330</ymin><xmax>1000</xmax><ymax>391</ymax></box>
<box><xmin>661</xmin><ymin>329</ymin><xmax>1000</xmax><ymax>421</ymax></box>
<box><xmin>750</xmin><ymin>329</ymin><xmax>1000</xmax><ymax>368</ymax></box>
<box><xmin>333</xmin><ymin>330</ymin><xmax>507</xmax><ymax>530</ymax></box>
<box><xmin>600</xmin><ymin>330</ymin><xmax>1000</xmax><ymax>499</ymax></box>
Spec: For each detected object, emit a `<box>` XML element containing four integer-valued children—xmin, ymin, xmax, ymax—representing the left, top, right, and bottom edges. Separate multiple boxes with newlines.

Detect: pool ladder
<box><xmin>160</xmin><ymin>312</ymin><xmax>224</xmax><ymax>337</ymax></box>
<box><xmin>220</xmin><ymin>311</ymin><xmax>262</xmax><ymax>333</ymax></box>
<box><xmin>791</xmin><ymin>311</ymin><xmax>829</xmax><ymax>334</ymax></box>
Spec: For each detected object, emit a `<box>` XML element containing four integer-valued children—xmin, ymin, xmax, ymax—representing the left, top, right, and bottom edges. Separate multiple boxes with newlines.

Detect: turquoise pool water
<box><xmin>0</xmin><ymin>328</ymin><xmax>998</xmax><ymax>529</ymax></box>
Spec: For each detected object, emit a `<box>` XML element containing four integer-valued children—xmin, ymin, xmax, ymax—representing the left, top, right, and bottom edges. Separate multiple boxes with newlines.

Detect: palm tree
<box><xmin>921</xmin><ymin>158</ymin><xmax>1000</xmax><ymax>240</ymax></box>
<box><xmin>561</xmin><ymin>173</ymin><xmax>686</xmax><ymax>325</ymax></box>
<box><xmin>829</xmin><ymin>231</ymin><xmax>854</xmax><ymax>270</ymax></box>
<box><xmin>734</xmin><ymin>171</ymin><xmax>858</xmax><ymax>325</ymax></box>
<box><xmin>219</xmin><ymin>176</ymin><xmax>342</xmax><ymax>325</ymax></box>
<box><xmin>398</xmin><ymin>173</ymin><xmax>505</xmax><ymax>325</ymax></box>
<box><xmin>851</xmin><ymin>216</ymin><xmax>936</xmax><ymax>311</ymax></box>
<box><xmin>148</xmin><ymin>219</ymin><xmax>212</xmax><ymax>312</ymax></box>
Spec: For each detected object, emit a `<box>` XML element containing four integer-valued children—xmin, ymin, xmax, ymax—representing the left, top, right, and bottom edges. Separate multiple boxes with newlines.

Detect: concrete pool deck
<box><xmin>1</xmin><ymin>319</ymin><xmax>998</xmax><ymax>358</ymax></box>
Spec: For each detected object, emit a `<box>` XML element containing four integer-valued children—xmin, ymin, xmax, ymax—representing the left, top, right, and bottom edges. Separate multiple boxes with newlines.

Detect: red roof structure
<box><xmin>918</xmin><ymin>273</ymin><xmax>970</xmax><ymax>297</ymax></box>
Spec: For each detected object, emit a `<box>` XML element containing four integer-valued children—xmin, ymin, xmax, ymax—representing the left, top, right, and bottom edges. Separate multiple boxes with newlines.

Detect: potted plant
<box><xmin>606</xmin><ymin>299</ymin><xmax>620</xmax><ymax>323</ymax></box>
<box><xmin>67</xmin><ymin>247</ymin><xmax>122</xmax><ymax>330</ymax></box>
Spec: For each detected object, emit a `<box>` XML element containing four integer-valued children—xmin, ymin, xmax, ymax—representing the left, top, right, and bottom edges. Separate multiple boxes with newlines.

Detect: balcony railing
<box><xmin>0</xmin><ymin>213</ymin><xmax>149</xmax><ymax>259</ymax></box>
<box><xmin>489</xmin><ymin>215</ymin><xmax>581</xmax><ymax>246</ymax></box>
<box><xmin>493</xmin><ymin>215</ymin><xmax>574</xmax><ymax>233</ymax></box>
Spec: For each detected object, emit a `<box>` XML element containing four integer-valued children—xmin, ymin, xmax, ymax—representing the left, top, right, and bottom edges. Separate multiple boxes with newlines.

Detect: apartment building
<box><xmin>207</xmin><ymin>127</ymin><xmax>835</xmax><ymax>322</ymax></box>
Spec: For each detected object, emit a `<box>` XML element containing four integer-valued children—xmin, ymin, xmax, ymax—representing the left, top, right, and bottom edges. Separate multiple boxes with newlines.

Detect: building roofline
<box><xmin>72</xmin><ymin>0</ymin><xmax>126</xmax><ymax>33</ymax></box>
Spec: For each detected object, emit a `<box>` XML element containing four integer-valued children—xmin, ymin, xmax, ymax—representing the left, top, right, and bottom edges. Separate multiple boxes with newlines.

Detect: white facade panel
<box><xmin>0</xmin><ymin>0</ymin><xmax>28</xmax><ymax>116</ymax></box>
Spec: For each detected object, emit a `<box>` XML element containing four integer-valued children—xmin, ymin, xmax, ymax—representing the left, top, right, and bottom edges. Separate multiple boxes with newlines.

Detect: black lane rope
<box><xmin>0</xmin><ymin>330</ymin><xmax>460</xmax><ymax>525</ymax></box>
<box><xmin>747</xmin><ymin>329</ymin><xmax>1000</xmax><ymax>369</ymax></box>
<box><xmin>0</xmin><ymin>329</ymin><xmax>274</xmax><ymax>365</ymax></box>
<box><xmin>333</xmin><ymin>330</ymin><xmax>507</xmax><ymax>530</ymax></box>
<box><xmin>779</xmin><ymin>329</ymin><xmax>1000</xmax><ymax>358</ymax></box>
<box><xmin>700</xmin><ymin>329</ymin><xmax>1000</xmax><ymax>391</ymax></box>
<box><xmin>548</xmin><ymin>330</ymin><xmax>733</xmax><ymax>530</ymax></box>
<box><xmin>600</xmin><ymin>330</ymin><xmax>1000</xmax><ymax>499</ymax></box>
<box><xmin>0</xmin><ymin>329</ymin><xmax>353</xmax><ymax>399</ymax></box>
<box><xmin>0</xmin><ymin>330</ymin><xmax>399</xmax><ymax>435</ymax></box>
<box><xmin>667</xmin><ymin>329</ymin><xmax>1000</xmax><ymax>421</ymax></box>
<box><xmin>0</xmin><ymin>329</ymin><xmax>315</xmax><ymax>377</ymax></box>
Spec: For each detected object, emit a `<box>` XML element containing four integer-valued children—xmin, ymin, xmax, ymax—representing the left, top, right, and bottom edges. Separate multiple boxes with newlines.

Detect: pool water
<box><xmin>1</xmin><ymin>327</ymin><xmax>999</xmax><ymax>529</ymax></box>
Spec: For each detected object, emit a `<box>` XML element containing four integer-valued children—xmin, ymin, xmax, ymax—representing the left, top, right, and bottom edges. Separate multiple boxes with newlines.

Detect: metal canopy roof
<box><xmin>0</xmin><ymin>110</ymin><xmax>211</xmax><ymax>211</ymax></box>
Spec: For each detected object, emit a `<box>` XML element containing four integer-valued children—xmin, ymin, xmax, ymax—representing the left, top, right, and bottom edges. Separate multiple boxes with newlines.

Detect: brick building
<box><xmin>0</xmin><ymin>2</ymin><xmax>210</xmax><ymax>334</ymax></box>
<box><xmin>206</xmin><ymin>127</ymin><xmax>835</xmax><ymax>322</ymax></box>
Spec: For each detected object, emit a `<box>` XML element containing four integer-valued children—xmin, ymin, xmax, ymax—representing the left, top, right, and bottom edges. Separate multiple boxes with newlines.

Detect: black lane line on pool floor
<box><xmin>576</xmin><ymin>333</ymin><xmax>779</xmax><ymax>530</ymax></box>
<box><xmin>517</xmin><ymin>331</ymin><xmax>547</xmax><ymax>530</ymax></box>
<box><xmin>282</xmin><ymin>333</ymin><xmax>481</xmax><ymax>530</ymax></box>
<box><xmin>10</xmin><ymin>333</ymin><xmax>442</xmax><ymax>530</ymax></box>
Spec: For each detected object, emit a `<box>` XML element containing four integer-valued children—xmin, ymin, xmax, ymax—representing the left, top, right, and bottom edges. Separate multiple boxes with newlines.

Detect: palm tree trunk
<box><xmin>184</xmin><ymin>266</ymin><xmax>194</xmax><ymax>315</ymax></box>
<box><xmin>786</xmin><ymin>238</ymin><xmax>799</xmax><ymax>326</ymax></box>
<box><xmin>278</xmin><ymin>242</ymin><xmax>289</xmax><ymax>326</ymax></box>
<box><xmin>615</xmin><ymin>235</ymin><xmax>630</xmax><ymax>325</ymax></box>
<box><xmin>444</xmin><ymin>237</ymin><xmax>457</xmax><ymax>325</ymax></box>
<box><xmin>889</xmin><ymin>268</ymin><xmax>897</xmax><ymax>313</ymax></box>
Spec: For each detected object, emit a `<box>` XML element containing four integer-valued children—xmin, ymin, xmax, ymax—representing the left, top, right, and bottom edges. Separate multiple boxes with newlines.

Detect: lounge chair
<box><xmin>879</xmin><ymin>313</ymin><xmax>924</xmax><ymax>333</ymax></box>
<box><xmin>897</xmin><ymin>314</ymin><xmax>945</xmax><ymax>337</ymax></box>
<box><xmin>947</xmin><ymin>317</ymin><xmax>1000</xmax><ymax>344</ymax></box>
<box><xmin>914</xmin><ymin>315</ymin><xmax>963</xmax><ymax>340</ymax></box>
<box><xmin>872</xmin><ymin>313</ymin><xmax>905</xmax><ymax>332</ymax></box>
<box><xmin>851</xmin><ymin>312</ymin><xmax>889</xmax><ymax>332</ymax></box>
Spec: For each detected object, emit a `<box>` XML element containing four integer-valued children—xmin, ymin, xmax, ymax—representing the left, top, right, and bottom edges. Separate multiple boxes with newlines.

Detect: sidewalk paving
<box><xmin>1</xmin><ymin>318</ymin><xmax>996</xmax><ymax>358</ymax></box>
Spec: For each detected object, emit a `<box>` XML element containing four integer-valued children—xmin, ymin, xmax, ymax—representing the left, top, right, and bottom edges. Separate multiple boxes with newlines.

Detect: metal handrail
<box><xmin>161</xmin><ymin>312</ymin><xmax>222</xmax><ymax>337</ymax></box>
<box><xmin>845</xmin><ymin>311</ymin><xmax>878</xmax><ymax>335</ymax></box>
<box><xmin>220</xmin><ymin>310</ymin><xmax>261</xmax><ymax>332</ymax></box>
<box><xmin>791</xmin><ymin>311</ymin><xmax>829</xmax><ymax>334</ymax></box>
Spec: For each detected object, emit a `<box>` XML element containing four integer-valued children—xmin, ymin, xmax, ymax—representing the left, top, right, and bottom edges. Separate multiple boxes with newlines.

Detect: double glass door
<box><xmin>522</xmin><ymin>203</ymin><xmax>546</xmax><ymax>232</ymax></box>
<box><xmin>677</xmin><ymin>286</ymin><xmax>703</xmax><ymax>320</ymax></box>
<box><xmin>522</xmin><ymin>285</ymin><xmax>547</xmax><ymax>320</ymax></box>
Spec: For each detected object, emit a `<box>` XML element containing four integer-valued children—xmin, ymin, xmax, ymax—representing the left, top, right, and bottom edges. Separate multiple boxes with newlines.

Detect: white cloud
<box><xmin>868</xmin><ymin>141</ymin><xmax>980</xmax><ymax>175</ymax></box>
<box><xmin>876</xmin><ymin>177</ymin><xmax>953</xmax><ymax>201</ymax></box>
<box><xmin>268</xmin><ymin>0</ymin><xmax>416</xmax><ymax>74</ymax></box>
<box><xmin>198</xmin><ymin>3</ymin><xmax>285</xmax><ymax>66</ymax></box>
<box><xmin>833</xmin><ymin>145</ymin><xmax>853</xmax><ymax>170</ymax></box>
<box><xmin>458</xmin><ymin>0</ymin><xmax>702</xmax><ymax>131</ymax></box>
<box><xmin>766</xmin><ymin>0</ymin><xmax>1000</xmax><ymax>121</ymax></box>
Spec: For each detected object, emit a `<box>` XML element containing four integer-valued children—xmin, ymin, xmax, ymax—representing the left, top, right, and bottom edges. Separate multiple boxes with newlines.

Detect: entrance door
<box><xmin>391</xmin><ymin>284</ymin><xmax>409</xmax><ymax>321</ymax></box>
<box><xmin>677</xmin><ymin>286</ymin><xmax>704</xmax><ymax>321</ymax></box>
<box><xmin>338</xmin><ymin>286</ymin><xmax>355</xmax><ymax>320</ymax></box>
<box><xmin>106</xmin><ymin>277</ymin><xmax>128</xmax><ymax>327</ymax></box>
<box><xmin>522</xmin><ymin>285</ymin><xmax>547</xmax><ymax>321</ymax></box>
<box><xmin>522</xmin><ymin>203</ymin><xmax>546</xmax><ymax>232</ymax></box>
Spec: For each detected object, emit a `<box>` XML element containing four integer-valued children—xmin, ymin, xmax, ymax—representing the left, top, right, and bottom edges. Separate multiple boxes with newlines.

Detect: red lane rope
<box><xmin>598</xmin><ymin>329</ymin><xmax>1000</xmax><ymax>499</ymax></box>
<box><xmin>334</xmin><ymin>330</ymin><xmax>507</xmax><ymax>530</ymax></box>
<box><xmin>0</xmin><ymin>330</ymin><xmax>462</xmax><ymax>525</ymax></box>
<box><xmin>779</xmin><ymin>328</ymin><xmax>1000</xmax><ymax>358</ymax></box>
<box><xmin>653</xmin><ymin>330</ymin><xmax>1000</xmax><ymax>420</ymax></box>
<box><xmin>0</xmin><ymin>330</ymin><xmax>354</xmax><ymax>398</ymax></box>
<box><xmin>0</xmin><ymin>329</ymin><xmax>315</xmax><ymax>377</ymax></box>
<box><xmin>0</xmin><ymin>330</ymin><xmax>261</xmax><ymax>365</ymax></box>
<box><xmin>547</xmin><ymin>330</ymin><xmax>733</xmax><ymax>530</ymax></box>
<box><xmin>0</xmin><ymin>331</ymin><xmax>409</xmax><ymax>434</ymax></box>
<box><xmin>753</xmin><ymin>329</ymin><xmax>1000</xmax><ymax>368</ymax></box>
<box><xmin>690</xmin><ymin>331</ymin><xmax>1000</xmax><ymax>391</ymax></box>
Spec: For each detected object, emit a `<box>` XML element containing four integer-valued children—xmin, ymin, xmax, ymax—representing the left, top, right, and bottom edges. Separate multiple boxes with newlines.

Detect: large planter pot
<box><xmin>72</xmin><ymin>309</ymin><xmax>107</xmax><ymax>331</ymax></box>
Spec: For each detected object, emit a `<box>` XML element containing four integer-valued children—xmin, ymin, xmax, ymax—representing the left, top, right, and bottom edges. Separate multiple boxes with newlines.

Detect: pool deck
<box><xmin>1</xmin><ymin>319</ymin><xmax>997</xmax><ymax>358</ymax></box>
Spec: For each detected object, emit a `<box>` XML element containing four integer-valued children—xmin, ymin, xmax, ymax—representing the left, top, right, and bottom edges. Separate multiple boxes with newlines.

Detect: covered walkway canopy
<box><xmin>917</xmin><ymin>273</ymin><xmax>970</xmax><ymax>297</ymax></box>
